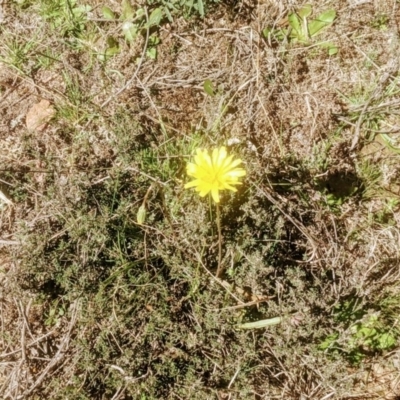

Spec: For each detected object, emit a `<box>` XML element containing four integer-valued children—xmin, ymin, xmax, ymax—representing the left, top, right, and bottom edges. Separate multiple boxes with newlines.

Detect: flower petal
<box><xmin>184</xmin><ymin>147</ymin><xmax>246</xmax><ymax>203</ymax></box>
<box><xmin>211</xmin><ymin>187</ymin><xmax>220</xmax><ymax>203</ymax></box>
<box><xmin>184</xmin><ymin>179</ymin><xmax>200</xmax><ymax>189</ymax></box>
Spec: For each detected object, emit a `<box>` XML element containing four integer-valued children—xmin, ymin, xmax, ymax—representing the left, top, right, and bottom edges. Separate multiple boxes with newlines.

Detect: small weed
<box><xmin>0</xmin><ymin>34</ymin><xmax>38</xmax><ymax>72</ymax></box>
<box><xmin>40</xmin><ymin>0</ymin><xmax>91</xmax><ymax>38</ymax></box>
<box><xmin>320</xmin><ymin>298</ymin><xmax>399</xmax><ymax>364</ymax></box>
<box><xmin>263</xmin><ymin>4</ymin><xmax>337</xmax><ymax>55</ymax></box>
<box><xmin>372</xmin><ymin>198</ymin><xmax>399</xmax><ymax>225</ymax></box>
<box><xmin>101</xmin><ymin>0</ymin><xmax>215</xmax><ymax>61</ymax></box>
<box><xmin>370</xmin><ymin>13</ymin><xmax>389</xmax><ymax>30</ymax></box>
<box><xmin>100</xmin><ymin>2</ymin><xmax>162</xmax><ymax>60</ymax></box>
<box><xmin>146</xmin><ymin>0</ymin><xmax>217</xmax><ymax>20</ymax></box>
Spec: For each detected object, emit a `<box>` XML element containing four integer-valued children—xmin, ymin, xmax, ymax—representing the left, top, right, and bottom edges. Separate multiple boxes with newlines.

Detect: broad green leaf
<box><xmin>298</xmin><ymin>4</ymin><xmax>312</xmax><ymax>18</ymax></box>
<box><xmin>319</xmin><ymin>333</ymin><xmax>339</xmax><ymax>350</ymax></box>
<box><xmin>327</xmin><ymin>44</ymin><xmax>338</xmax><ymax>55</ymax></box>
<box><xmin>136</xmin><ymin>8</ymin><xmax>145</xmax><ymax>18</ymax></box>
<box><xmin>148</xmin><ymin>35</ymin><xmax>160</xmax><ymax>46</ymax></box>
<box><xmin>197</xmin><ymin>0</ymin><xmax>204</xmax><ymax>17</ymax></box>
<box><xmin>237</xmin><ymin>316</ymin><xmax>281</xmax><ymax>329</ymax></box>
<box><xmin>104</xmin><ymin>36</ymin><xmax>120</xmax><ymax>59</ymax></box>
<box><xmin>308</xmin><ymin>9</ymin><xmax>336</xmax><ymax>37</ymax></box>
<box><xmin>101</xmin><ymin>6</ymin><xmax>115</xmax><ymax>20</ymax></box>
<box><xmin>121</xmin><ymin>0</ymin><xmax>134</xmax><ymax>20</ymax></box>
<box><xmin>147</xmin><ymin>8</ymin><xmax>162</xmax><ymax>28</ymax></box>
<box><xmin>146</xmin><ymin>47</ymin><xmax>157</xmax><ymax>59</ymax></box>
<box><xmin>378</xmin><ymin>333</ymin><xmax>396</xmax><ymax>349</ymax></box>
<box><xmin>203</xmin><ymin>79</ymin><xmax>215</xmax><ymax>96</ymax></box>
<box><xmin>288</xmin><ymin>12</ymin><xmax>301</xmax><ymax>36</ymax></box>
<box><xmin>164</xmin><ymin>7</ymin><xmax>173</xmax><ymax>22</ymax></box>
<box><xmin>105</xmin><ymin>46</ymin><xmax>120</xmax><ymax>57</ymax></box>
<box><xmin>122</xmin><ymin>21</ymin><xmax>138</xmax><ymax>42</ymax></box>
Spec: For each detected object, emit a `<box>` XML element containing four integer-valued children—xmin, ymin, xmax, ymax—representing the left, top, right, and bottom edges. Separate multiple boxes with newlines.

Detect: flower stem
<box><xmin>215</xmin><ymin>203</ymin><xmax>223</xmax><ymax>278</ymax></box>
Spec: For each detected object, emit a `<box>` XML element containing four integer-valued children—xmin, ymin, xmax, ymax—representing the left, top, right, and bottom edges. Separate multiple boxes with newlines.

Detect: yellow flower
<box><xmin>184</xmin><ymin>147</ymin><xmax>246</xmax><ymax>203</ymax></box>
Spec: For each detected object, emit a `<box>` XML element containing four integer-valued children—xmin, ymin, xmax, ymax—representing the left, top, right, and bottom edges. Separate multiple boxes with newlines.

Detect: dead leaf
<box><xmin>26</xmin><ymin>99</ymin><xmax>55</xmax><ymax>131</ymax></box>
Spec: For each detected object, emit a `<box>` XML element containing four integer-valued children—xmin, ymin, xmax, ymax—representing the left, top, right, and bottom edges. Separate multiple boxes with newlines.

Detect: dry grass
<box><xmin>1</xmin><ymin>0</ymin><xmax>400</xmax><ymax>398</ymax></box>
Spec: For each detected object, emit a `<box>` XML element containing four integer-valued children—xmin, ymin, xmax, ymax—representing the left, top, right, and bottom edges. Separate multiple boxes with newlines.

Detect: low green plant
<box><xmin>101</xmin><ymin>0</ymin><xmax>215</xmax><ymax>61</ymax></box>
<box><xmin>373</xmin><ymin>198</ymin><xmax>399</xmax><ymax>225</ymax></box>
<box><xmin>0</xmin><ymin>33</ymin><xmax>38</xmax><ymax>72</ymax></box>
<box><xmin>320</xmin><ymin>299</ymin><xmax>398</xmax><ymax>364</ymax></box>
<box><xmin>40</xmin><ymin>0</ymin><xmax>91</xmax><ymax>37</ymax></box>
<box><xmin>263</xmin><ymin>4</ymin><xmax>337</xmax><ymax>55</ymax></box>
<box><xmin>101</xmin><ymin>1</ymin><xmax>162</xmax><ymax>60</ymax></box>
<box><xmin>146</xmin><ymin>0</ymin><xmax>216</xmax><ymax>20</ymax></box>
<box><xmin>370</xmin><ymin>13</ymin><xmax>389</xmax><ymax>30</ymax></box>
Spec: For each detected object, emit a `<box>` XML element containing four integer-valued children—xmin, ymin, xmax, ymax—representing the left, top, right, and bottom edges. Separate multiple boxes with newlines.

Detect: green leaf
<box><xmin>197</xmin><ymin>0</ymin><xmax>204</xmax><ymax>17</ymax></box>
<box><xmin>319</xmin><ymin>333</ymin><xmax>339</xmax><ymax>350</ymax></box>
<box><xmin>136</xmin><ymin>8</ymin><xmax>145</xmax><ymax>18</ymax></box>
<box><xmin>262</xmin><ymin>27</ymin><xmax>272</xmax><ymax>38</ymax></box>
<box><xmin>105</xmin><ymin>46</ymin><xmax>120</xmax><ymax>57</ymax></box>
<box><xmin>298</xmin><ymin>4</ymin><xmax>312</xmax><ymax>18</ymax></box>
<box><xmin>122</xmin><ymin>21</ymin><xmax>138</xmax><ymax>43</ymax></box>
<box><xmin>237</xmin><ymin>316</ymin><xmax>281</xmax><ymax>329</ymax></box>
<box><xmin>137</xmin><ymin>205</ymin><xmax>147</xmax><ymax>224</ymax></box>
<box><xmin>148</xmin><ymin>35</ymin><xmax>160</xmax><ymax>46</ymax></box>
<box><xmin>101</xmin><ymin>36</ymin><xmax>120</xmax><ymax>60</ymax></box>
<box><xmin>327</xmin><ymin>44</ymin><xmax>338</xmax><ymax>55</ymax></box>
<box><xmin>121</xmin><ymin>0</ymin><xmax>134</xmax><ymax>20</ymax></box>
<box><xmin>288</xmin><ymin>12</ymin><xmax>302</xmax><ymax>36</ymax></box>
<box><xmin>318</xmin><ymin>41</ymin><xmax>338</xmax><ymax>55</ymax></box>
<box><xmin>358</xmin><ymin>326</ymin><xmax>376</xmax><ymax>338</ymax></box>
<box><xmin>263</xmin><ymin>27</ymin><xmax>287</xmax><ymax>42</ymax></box>
<box><xmin>203</xmin><ymin>79</ymin><xmax>215</xmax><ymax>96</ymax></box>
<box><xmin>164</xmin><ymin>7</ymin><xmax>173</xmax><ymax>22</ymax></box>
<box><xmin>101</xmin><ymin>6</ymin><xmax>115</xmax><ymax>20</ymax></box>
<box><xmin>308</xmin><ymin>9</ymin><xmax>336</xmax><ymax>37</ymax></box>
<box><xmin>146</xmin><ymin>47</ymin><xmax>157</xmax><ymax>59</ymax></box>
<box><xmin>378</xmin><ymin>333</ymin><xmax>396</xmax><ymax>349</ymax></box>
<box><xmin>147</xmin><ymin>8</ymin><xmax>162</xmax><ymax>28</ymax></box>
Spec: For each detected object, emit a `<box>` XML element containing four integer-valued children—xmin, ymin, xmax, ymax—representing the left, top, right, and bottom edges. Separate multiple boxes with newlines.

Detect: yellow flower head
<box><xmin>184</xmin><ymin>146</ymin><xmax>246</xmax><ymax>203</ymax></box>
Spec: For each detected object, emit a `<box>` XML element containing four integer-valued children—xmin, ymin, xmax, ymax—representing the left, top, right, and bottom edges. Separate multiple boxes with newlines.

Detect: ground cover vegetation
<box><xmin>1</xmin><ymin>0</ymin><xmax>400</xmax><ymax>398</ymax></box>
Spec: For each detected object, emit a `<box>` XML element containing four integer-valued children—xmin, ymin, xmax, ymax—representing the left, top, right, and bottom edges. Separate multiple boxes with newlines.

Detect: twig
<box><xmin>0</xmin><ymin>239</ymin><xmax>19</xmax><ymax>245</ymax></box>
<box><xmin>124</xmin><ymin>166</ymin><xmax>168</xmax><ymax>186</ymax></box>
<box><xmin>255</xmin><ymin>183</ymin><xmax>321</xmax><ymax>262</ymax></box>
<box><xmin>100</xmin><ymin>7</ymin><xmax>150</xmax><ymax>108</ymax></box>
<box><xmin>0</xmin><ymin>330</ymin><xmax>57</xmax><ymax>359</ymax></box>
<box><xmin>17</xmin><ymin>301</ymin><xmax>79</xmax><ymax>399</ymax></box>
<box><xmin>228</xmin><ymin>365</ymin><xmax>241</xmax><ymax>389</ymax></box>
<box><xmin>20</xmin><ymin>302</ymin><xmax>30</xmax><ymax>364</ymax></box>
<box><xmin>135</xmin><ymin>75</ymin><xmax>168</xmax><ymax>137</ymax></box>
<box><xmin>213</xmin><ymin>297</ymin><xmax>272</xmax><ymax>311</ymax></box>
<box><xmin>349</xmin><ymin>57</ymin><xmax>399</xmax><ymax>150</ymax></box>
